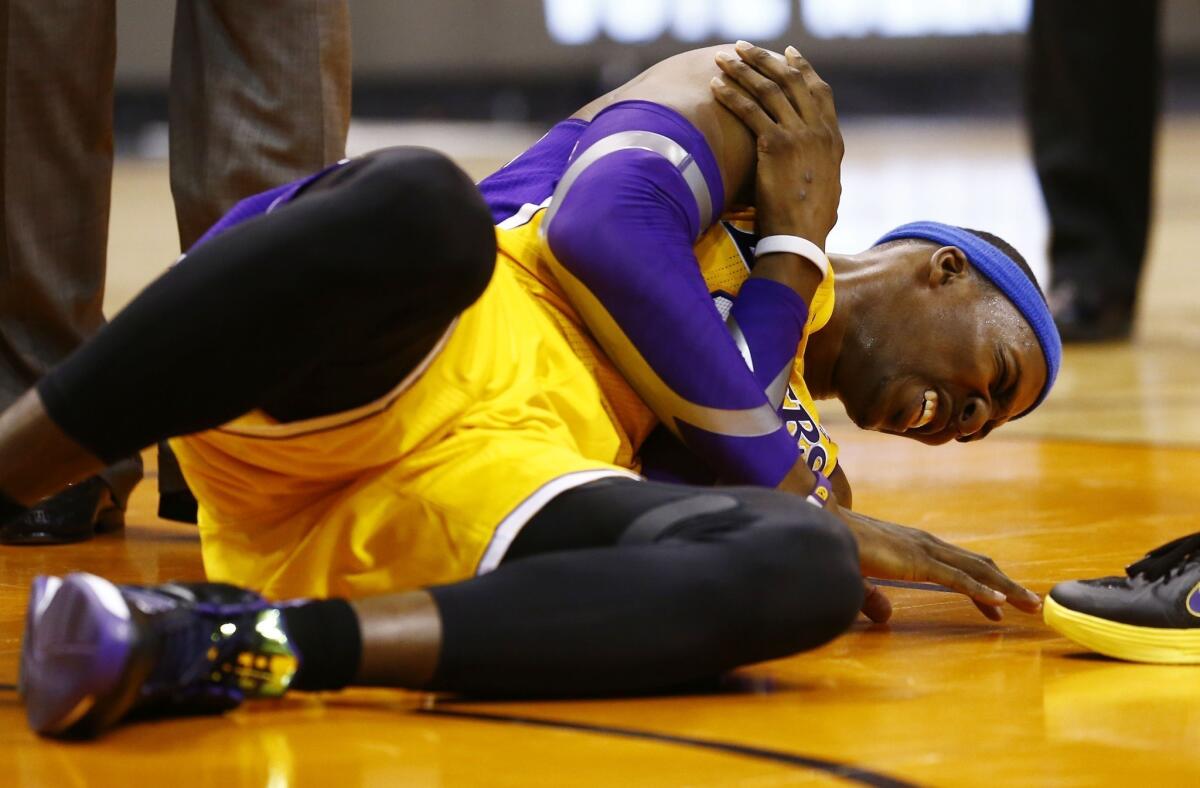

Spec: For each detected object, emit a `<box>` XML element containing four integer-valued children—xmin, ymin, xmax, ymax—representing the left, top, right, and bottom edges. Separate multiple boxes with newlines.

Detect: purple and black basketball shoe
<box><xmin>19</xmin><ymin>573</ymin><xmax>300</xmax><ymax>738</ymax></box>
<box><xmin>1044</xmin><ymin>531</ymin><xmax>1200</xmax><ymax>663</ymax></box>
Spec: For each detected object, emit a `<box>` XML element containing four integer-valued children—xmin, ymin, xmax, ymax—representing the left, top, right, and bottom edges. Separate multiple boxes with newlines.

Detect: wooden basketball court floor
<box><xmin>2</xmin><ymin>117</ymin><xmax>1200</xmax><ymax>786</ymax></box>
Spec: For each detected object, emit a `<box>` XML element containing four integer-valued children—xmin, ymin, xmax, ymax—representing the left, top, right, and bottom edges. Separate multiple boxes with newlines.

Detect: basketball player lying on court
<box><xmin>8</xmin><ymin>42</ymin><xmax>1055</xmax><ymax>738</ymax></box>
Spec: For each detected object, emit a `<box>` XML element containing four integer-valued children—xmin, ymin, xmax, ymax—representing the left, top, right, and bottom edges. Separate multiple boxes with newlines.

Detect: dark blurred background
<box><xmin>111</xmin><ymin>0</ymin><xmax>1200</xmax><ymax>143</ymax></box>
<box><xmin>96</xmin><ymin>0</ymin><xmax>1200</xmax><ymax>308</ymax></box>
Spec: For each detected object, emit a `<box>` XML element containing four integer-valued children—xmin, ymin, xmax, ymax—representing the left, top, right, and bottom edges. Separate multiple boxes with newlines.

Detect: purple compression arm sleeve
<box><xmin>543</xmin><ymin>101</ymin><xmax>802</xmax><ymax>486</ymax></box>
<box><xmin>727</xmin><ymin>277</ymin><xmax>808</xmax><ymax>405</ymax></box>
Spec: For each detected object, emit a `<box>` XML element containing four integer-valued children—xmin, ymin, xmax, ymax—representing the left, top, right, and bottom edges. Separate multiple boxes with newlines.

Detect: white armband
<box><xmin>753</xmin><ymin>235</ymin><xmax>831</xmax><ymax>281</ymax></box>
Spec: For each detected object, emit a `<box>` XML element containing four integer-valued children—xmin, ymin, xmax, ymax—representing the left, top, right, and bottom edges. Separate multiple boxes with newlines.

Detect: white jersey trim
<box><xmin>475</xmin><ymin>468</ymin><xmax>643</xmax><ymax>575</ymax></box>
<box><xmin>497</xmin><ymin>196</ymin><xmax>552</xmax><ymax>230</ymax></box>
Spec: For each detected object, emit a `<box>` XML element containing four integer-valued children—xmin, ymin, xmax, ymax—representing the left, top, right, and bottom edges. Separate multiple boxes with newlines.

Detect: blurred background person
<box><xmin>1027</xmin><ymin>0</ymin><xmax>1162</xmax><ymax>342</ymax></box>
<box><xmin>0</xmin><ymin>1</ymin><xmax>350</xmax><ymax>543</ymax></box>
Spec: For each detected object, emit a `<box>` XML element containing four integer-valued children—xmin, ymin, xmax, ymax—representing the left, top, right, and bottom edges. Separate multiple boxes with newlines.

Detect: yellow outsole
<box><xmin>1044</xmin><ymin>595</ymin><xmax>1200</xmax><ymax>664</ymax></box>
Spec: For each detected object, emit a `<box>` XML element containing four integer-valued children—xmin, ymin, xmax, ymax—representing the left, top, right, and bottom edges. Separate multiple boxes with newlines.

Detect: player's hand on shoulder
<box><xmin>838</xmin><ymin>509</ymin><xmax>1043</xmax><ymax>621</ymax></box>
<box><xmin>709</xmin><ymin>40</ymin><xmax>843</xmax><ymax>247</ymax></box>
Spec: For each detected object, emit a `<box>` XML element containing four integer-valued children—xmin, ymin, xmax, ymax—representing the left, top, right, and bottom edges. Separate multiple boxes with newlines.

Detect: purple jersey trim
<box><xmin>479</xmin><ymin>119</ymin><xmax>588</xmax><ymax>225</ymax></box>
<box><xmin>188</xmin><ymin>160</ymin><xmax>349</xmax><ymax>251</ymax></box>
<box><xmin>480</xmin><ymin>101</ymin><xmax>727</xmax><ymax>231</ymax></box>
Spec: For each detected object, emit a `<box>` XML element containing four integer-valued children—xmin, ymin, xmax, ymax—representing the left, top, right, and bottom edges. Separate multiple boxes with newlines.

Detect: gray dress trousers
<box><xmin>0</xmin><ymin>0</ymin><xmax>351</xmax><ymax>508</ymax></box>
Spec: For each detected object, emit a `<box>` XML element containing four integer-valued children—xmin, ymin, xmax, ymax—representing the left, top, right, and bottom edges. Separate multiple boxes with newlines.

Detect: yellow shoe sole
<box><xmin>1044</xmin><ymin>595</ymin><xmax>1200</xmax><ymax>664</ymax></box>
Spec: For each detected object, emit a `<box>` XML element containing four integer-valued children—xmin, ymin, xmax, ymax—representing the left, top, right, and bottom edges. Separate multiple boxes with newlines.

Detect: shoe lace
<box><xmin>1126</xmin><ymin>532</ymin><xmax>1200</xmax><ymax>582</ymax></box>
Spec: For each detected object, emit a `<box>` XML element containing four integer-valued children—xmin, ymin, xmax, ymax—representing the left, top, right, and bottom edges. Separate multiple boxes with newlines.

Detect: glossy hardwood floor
<box><xmin>3</xmin><ymin>118</ymin><xmax>1200</xmax><ymax>786</ymax></box>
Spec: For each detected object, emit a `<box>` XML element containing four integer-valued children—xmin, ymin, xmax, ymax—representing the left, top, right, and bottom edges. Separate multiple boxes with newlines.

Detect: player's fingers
<box><xmin>923</xmin><ymin>562</ymin><xmax>1008</xmax><ymax>611</ymax></box>
<box><xmin>861</xmin><ymin>579</ymin><xmax>893</xmax><ymax>624</ymax></box>
<box><xmin>917</xmin><ymin>528</ymin><xmax>1034</xmax><ymax>598</ymax></box>
<box><xmin>973</xmin><ymin>600</ymin><xmax>1005</xmax><ymax>622</ymax></box>
<box><xmin>728</xmin><ymin>41</ymin><xmax>815</xmax><ymax>126</ymax></box>
<box><xmin>930</xmin><ymin>544</ymin><xmax>1042</xmax><ymax>613</ymax></box>
<box><xmin>715</xmin><ymin>50</ymin><xmax>800</xmax><ymax>125</ymax></box>
<box><xmin>710</xmin><ymin>76</ymin><xmax>776</xmax><ymax>138</ymax></box>
<box><xmin>783</xmin><ymin>46</ymin><xmax>843</xmax><ymax>161</ymax></box>
<box><xmin>784</xmin><ymin>46</ymin><xmax>836</xmax><ymax>125</ymax></box>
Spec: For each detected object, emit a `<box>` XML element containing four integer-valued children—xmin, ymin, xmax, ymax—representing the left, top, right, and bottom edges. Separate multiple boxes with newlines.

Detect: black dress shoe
<box><xmin>0</xmin><ymin>477</ymin><xmax>124</xmax><ymax>545</ymax></box>
<box><xmin>1049</xmin><ymin>281</ymin><xmax>1134</xmax><ymax>343</ymax></box>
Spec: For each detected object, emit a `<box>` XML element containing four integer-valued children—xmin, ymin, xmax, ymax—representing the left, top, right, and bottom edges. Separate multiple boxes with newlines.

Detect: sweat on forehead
<box><xmin>978</xmin><ymin>290</ymin><xmax>1042</xmax><ymax>351</ymax></box>
<box><xmin>874</xmin><ymin>221</ymin><xmax>1062</xmax><ymax>410</ymax></box>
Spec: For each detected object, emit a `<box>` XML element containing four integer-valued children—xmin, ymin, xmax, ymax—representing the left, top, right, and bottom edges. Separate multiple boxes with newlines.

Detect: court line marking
<box><xmin>420</xmin><ymin>706</ymin><xmax>920</xmax><ymax>788</ymax></box>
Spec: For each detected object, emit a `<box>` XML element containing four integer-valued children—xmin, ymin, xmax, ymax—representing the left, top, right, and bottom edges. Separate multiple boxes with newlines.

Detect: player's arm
<box><xmin>543</xmin><ymin>150</ymin><xmax>804</xmax><ymax>487</ymax></box>
<box><xmin>543</xmin><ymin>44</ymin><xmax>842</xmax><ymax>492</ymax></box>
<box><xmin>706</xmin><ymin>43</ymin><xmax>845</xmax><ymax>496</ymax></box>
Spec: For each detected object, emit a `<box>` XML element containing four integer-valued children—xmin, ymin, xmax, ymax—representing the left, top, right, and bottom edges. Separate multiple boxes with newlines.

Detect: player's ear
<box><xmin>927</xmin><ymin>245</ymin><xmax>970</xmax><ymax>288</ymax></box>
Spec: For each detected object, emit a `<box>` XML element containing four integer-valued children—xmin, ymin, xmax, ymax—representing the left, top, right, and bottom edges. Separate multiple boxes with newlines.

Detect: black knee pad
<box><xmin>617</xmin><ymin>484</ymin><xmax>864</xmax><ymax>659</ymax></box>
<box><xmin>298</xmin><ymin>147</ymin><xmax>496</xmax><ymax>314</ymax></box>
<box><xmin>360</xmin><ymin>147</ymin><xmax>496</xmax><ymax>310</ymax></box>
<box><xmin>716</xmin><ymin>498</ymin><xmax>864</xmax><ymax>657</ymax></box>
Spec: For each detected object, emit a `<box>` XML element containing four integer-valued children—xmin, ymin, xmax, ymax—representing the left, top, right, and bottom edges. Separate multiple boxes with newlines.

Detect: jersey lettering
<box><xmin>780</xmin><ymin>384</ymin><xmax>829</xmax><ymax>472</ymax></box>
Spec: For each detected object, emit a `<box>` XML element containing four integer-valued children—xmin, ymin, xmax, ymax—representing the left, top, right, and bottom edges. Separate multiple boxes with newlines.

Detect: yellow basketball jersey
<box><xmin>175</xmin><ymin>209</ymin><xmax>839</xmax><ymax>600</ymax></box>
<box><xmin>174</xmin><ymin>261</ymin><xmax>636</xmax><ymax>599</ymax></box>
<box><xmin>498</xmin><ymin>209</ymin><xmax>841</xmax><ymax>476</ymax></box>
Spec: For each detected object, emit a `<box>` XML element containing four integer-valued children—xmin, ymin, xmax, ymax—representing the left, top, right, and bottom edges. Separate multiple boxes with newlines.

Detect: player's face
<box><xmin>836</xmin><ymin>248</ymin><xmax>1048</xmax><ymax>445</ymax></box>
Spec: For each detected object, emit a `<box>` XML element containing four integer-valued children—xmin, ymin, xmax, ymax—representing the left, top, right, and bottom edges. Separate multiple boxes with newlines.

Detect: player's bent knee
<box><xmin>365</xmin><ymin>146</ymin><xmax>467</xmax><ymax>191</ymax></box>
<box><xmin>351</xmin><ymin>147</ymin><xmax>496</xmax><ymax>310</ymax></box>
<box><xmin>388</xmin><ymin>148</ymin><xmax>494</xmax><ymax>305</ymax></box>
<box><xmin>732</xmin><ymin>515</ymin><xmax>863</xmax><ymax>658</ymax></box>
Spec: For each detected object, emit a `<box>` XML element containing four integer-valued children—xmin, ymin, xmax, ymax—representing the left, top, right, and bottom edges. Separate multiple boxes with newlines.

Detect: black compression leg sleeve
<box><xmin>427</xmin><ymin>480</ymin><xmax>863</xmax><ymax>696</ymax></box>
<box><xmin>36</xmin><ymin>147</ymin><xmax>496</xmax><ymax>463</ymax></box>
<box><xmin>282</xmin><ymin>599</ymin><xmax>363</xmax><ymax>692</ymax></box>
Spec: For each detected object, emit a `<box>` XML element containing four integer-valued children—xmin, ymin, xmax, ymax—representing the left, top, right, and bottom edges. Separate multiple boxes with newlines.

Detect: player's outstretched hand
<box><xmin>710</xmin><ymin>40</ymin><xmax>843</xmax><ymax>248</ymax></box>
<box><xmin>838</xmin><ymin>508</ymin><xmax>1043</xmax><ymax>621</ymax></box>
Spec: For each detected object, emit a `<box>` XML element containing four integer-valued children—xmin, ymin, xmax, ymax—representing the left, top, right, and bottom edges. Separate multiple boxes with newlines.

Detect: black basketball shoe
<box><xmin>1045</xmin><ymin>532</ymin><xmax>1200</xmax><ymax>663</ymax></box>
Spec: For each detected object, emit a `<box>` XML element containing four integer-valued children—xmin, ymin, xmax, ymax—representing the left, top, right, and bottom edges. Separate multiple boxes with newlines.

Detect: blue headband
<box><xmin>874</xmin><ymin>221</ymin><xmax>1061</xmax><ymax>412</ymax></box>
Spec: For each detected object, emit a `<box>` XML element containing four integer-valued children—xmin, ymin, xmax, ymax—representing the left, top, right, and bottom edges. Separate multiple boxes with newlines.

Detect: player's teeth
<box><xmin>913</xmin><ymin>390</ymin><xmax>938</xmax><ymax>429</ymax></box>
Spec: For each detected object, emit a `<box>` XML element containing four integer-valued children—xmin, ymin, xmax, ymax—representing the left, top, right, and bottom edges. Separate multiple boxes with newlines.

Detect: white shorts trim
<box><xmin>216</xmin><ymin>317</ymin><xmax>458</xmax><ymax>439</ymax></box>
<box><xmin>475</xmin><ymin>468</ymin><xmax>642</xmax><ymax>575</ymax></box>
